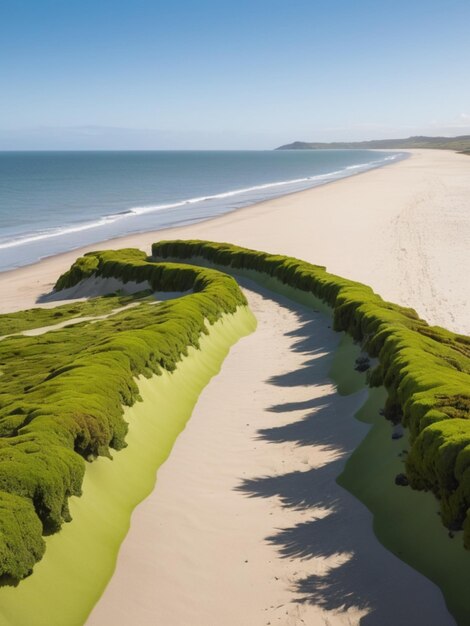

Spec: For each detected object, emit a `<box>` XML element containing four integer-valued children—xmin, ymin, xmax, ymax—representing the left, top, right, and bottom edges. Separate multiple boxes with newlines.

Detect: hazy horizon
<box><xmin>1</xmin><ymin>0</ymin><xmax>469</xmax><ymax>150</ymax></box>
<box><xmin>0</xmin><ymin>126</ymin><xmax>470</xmax><ymax>152</ymax></box>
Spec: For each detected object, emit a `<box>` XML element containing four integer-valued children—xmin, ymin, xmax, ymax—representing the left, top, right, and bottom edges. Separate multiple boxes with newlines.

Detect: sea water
<box><xmin>0</xmin><ymin>149</ymin><xmax>406</xmax><ymax>272</ymax></box>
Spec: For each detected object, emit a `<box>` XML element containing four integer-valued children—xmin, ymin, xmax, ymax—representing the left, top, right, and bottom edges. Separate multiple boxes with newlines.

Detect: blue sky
<box><xmin>1</xmin><ymin>0</ymin><xmax>469</xmax><ymax>149</ymax></box>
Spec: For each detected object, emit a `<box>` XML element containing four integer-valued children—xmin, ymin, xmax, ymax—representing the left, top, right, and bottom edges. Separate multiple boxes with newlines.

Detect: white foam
<box><xmin>0</xmin><ymin>213</ymin><xmax>127</xmax><ymax>250</ymax></box>
<box><xmin>0</xmin><ymin>153</ymin><xmax>402</xmax><ymax>252</ymax></box>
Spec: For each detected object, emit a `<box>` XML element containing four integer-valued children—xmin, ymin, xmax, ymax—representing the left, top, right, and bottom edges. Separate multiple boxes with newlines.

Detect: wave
<box><xmin>0</xmin><ymin>152</ymin><xmax>403</xmax><ymax>252</ymax></box>
<box><xmin>345</xmin><ymin>154</ymin><xmax>400</xmax><ymax>171</ymax></box>
<box><xmin>0</xmin><ymin>213</ymin><xmax>126</xmax><ymax>250</ymax></box>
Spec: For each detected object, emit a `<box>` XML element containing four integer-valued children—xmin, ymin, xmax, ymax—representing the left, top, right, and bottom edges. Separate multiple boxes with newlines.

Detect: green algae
<box><xmin>150</xmin><ymin>239</ymin><xmax>470</xmax><ymax>624</ymax></box>
<box><xmin>328</xmin><ymin>334</ymin><xmax>366</xmax><ymax>396</ymax></box>
<box><xmin>0</xmin><ymin>255</ymin><xmax>248</xmax><ymax>580</ymax></box>
<box><xmin>152</xmin><ymin>239</ymin><xmax>470</xmax><ymax>547</ymax></box>
<box><xmin>322</xmin><ymin>332</ymin><xmax>470</xmax><ymax>624</ymax></box>
<box><xmin>0</xmin><ymin>292</ymin><xmax>149</xmax><ymax>336</ymax></box>
<box><xmin>2</xmin><ymin>237</ymin><xmax>469</xmax><ymax>623</ymax></box>
<box><xmin>337</xmin><ymin>386</ymin><xmax>470</xmax><ymax>625</ymax></box>
<box><xmin>0</xmin><ymin>307</ymin><xmax>256</xmax><ymax>626</ymax></box>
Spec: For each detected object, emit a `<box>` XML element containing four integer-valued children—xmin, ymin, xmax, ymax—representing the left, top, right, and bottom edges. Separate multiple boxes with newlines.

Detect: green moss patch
<box><xmin>152</xmin><ymin>239</ymin><xmax>470</xmax><ymax>547</ymax></box>
<box><xmin>0</xmin><ymin>292</ymin><xmax>149</xmax><ymax>336</ymax></box>
<box><xmin>0</xmin><ymin>307</ymin><xmax>255</xmax><ymax>625</ymax></box>
<box><xmin>0</xmin><ymin>252</ymin><xmax>247</xmax><ymax>581</ymax></box>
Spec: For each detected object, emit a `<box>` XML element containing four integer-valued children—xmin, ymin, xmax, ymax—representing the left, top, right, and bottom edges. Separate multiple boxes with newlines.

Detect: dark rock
<box><xmin>395</xmin><ymin>473</ymin><xmax>409</xmax><ymax>487</ymax></box>
<box><xmin>392</xmin><ymin>425</ymin><xmax>404</xmax><ymax>440</ymax></box>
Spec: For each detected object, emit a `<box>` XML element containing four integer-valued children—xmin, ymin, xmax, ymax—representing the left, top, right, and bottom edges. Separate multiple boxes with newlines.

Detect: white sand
<box><xmin>1</xmin><ymin>149</ymin><xmax>468</xmax><ymax>334</ymax></box>
<box><xmin>87</xmin><ymin>284</ymin><xmax>453</xmax><ymax>626</ymax></box>
<box><xmin>1</xmin><ymin>149</ymin><xmax>468</xmax><ymax>625</ymax></box>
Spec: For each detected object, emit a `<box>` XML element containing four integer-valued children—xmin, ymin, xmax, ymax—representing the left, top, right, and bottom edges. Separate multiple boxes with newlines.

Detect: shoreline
<box><xmin>0</xmin><ymin>150</ymin><xmax>407</xmax><ymax>279</ymax></box>
<box><xmin>0</xmin><ymin>148</ymin><xmax>468</xmax><ymax>335</ymax></box>
<box><xmin>0</xmin><ymin>149</ymin><xmax>406</xmax><ymax>274</ymax></box>
<box><xmin>1</xmin><ymin>148</ymin><xmax>469</xmax><ymax>624</ymax></box>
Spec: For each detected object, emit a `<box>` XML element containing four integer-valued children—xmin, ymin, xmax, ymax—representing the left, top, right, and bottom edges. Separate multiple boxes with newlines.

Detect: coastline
<box><xmin>0</xmin><ymin>149</ymin><xmax>468</xmax><ymax>335</ymax></box>
<box><xmin>0</xmin><ymin>149</ymin><xmax>405</xmax><ymax>273</ymax></box>
<box><xmin>1</xmin><ymin>147</ymin><xmax>469</xmax><ymax>624</ymax></box>
<box><xmin>0</xmin><ymin>150</ymin><xmax>406</xmax><ymax>277</ymax></box>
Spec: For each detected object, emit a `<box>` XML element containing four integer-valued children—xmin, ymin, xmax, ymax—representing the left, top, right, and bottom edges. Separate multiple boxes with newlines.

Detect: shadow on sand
<box><xmin>234</xmin><ymin>280</ymin><xmax>454</xmax><ymax>626</ymax></box>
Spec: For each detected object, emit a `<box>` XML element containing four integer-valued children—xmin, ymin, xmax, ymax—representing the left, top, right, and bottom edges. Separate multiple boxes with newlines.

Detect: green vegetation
<box><xmin>0</xmin><ymin>292</ymin><xmax>150</xmax><ymax>336</ymax></box>
<box><xmin>152</xmin><ymin>239</ymin><xmax>470</xmax><ymax>546</ymax></box>
<box><xmin>3</xmin><ymin>237</ymin><xmax>469</xmax><ymax>601</ymax></box>
<box><xmin>276</xmin><ymin>134</ymin><xmax>470</xmax><ymax>151</ymax></box>
<box><xmin>0</xmin><ymin>250</ymin><xmax>246</xmax><ymax>581</ymax></box>
<box><xmin>338</xmin><ymin>385</ymin><xmax>470</xmax><ymax>626</ymax></box>
<box><xmin>0</xmin><ymin>307</ymin><xmax>255</xmax><ymax>626</ymax></box>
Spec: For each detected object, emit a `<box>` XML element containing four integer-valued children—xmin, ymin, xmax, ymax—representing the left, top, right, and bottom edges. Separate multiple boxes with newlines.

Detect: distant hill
<box><xmin>276</xmin><ymin>135</ymin><xmax>470</xmax><ymax>152</ymax></box>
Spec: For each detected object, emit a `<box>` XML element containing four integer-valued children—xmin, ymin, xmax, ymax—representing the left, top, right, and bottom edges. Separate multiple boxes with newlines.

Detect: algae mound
<box><xmin>2</xmin><ymin>239</ymin><xmax>469</xmax><ymax>586</ymax></box>
<box><xmin>152</xmin><ymin>239</ymin><xmax>470</xmax><ymax>548</ymax></box>
<box><xmin>0</xmin><ymin>252</ymin><xmax>246</xmax><ymax>581</ymax></box>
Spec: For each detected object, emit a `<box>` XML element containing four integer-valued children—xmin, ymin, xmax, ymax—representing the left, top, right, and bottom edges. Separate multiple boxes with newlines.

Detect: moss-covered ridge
<box><xmin>0</xmin><ymin>307</ymin><xmax>255</xmax><ymax>626</ymax></box>
<box><xmin>0</xmin><ymin>250</ymin><xmax>246</xmax><ymax>581</ymax></box>
<box><xmin>151</xmin><ymin>239</ymin><xmax>470</xmax><ymax>546</ymax></box>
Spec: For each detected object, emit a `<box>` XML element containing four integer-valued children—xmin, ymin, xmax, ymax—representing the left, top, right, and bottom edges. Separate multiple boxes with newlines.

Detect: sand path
<box><xmin>88</xmin><ymin>283</ymin><xmax>453</xmax><ymax>626</ymax></box>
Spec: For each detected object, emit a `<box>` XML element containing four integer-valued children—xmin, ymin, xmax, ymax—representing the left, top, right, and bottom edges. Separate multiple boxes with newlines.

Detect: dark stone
<box><xmin>392</xmin><ymin>425</ymin><xmax>404</xmax><ymax>440</ymax></box>
<box><xmin>395</xmin><ymin>473</ymin><xmax>409</xmax><ymax>487</ymax></box>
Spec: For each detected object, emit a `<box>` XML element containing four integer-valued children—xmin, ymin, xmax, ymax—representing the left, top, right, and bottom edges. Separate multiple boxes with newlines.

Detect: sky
<box><xmin>1</xmin><ymin>0</ymin><xmax>469</xmax><ymax>149</ymax></box>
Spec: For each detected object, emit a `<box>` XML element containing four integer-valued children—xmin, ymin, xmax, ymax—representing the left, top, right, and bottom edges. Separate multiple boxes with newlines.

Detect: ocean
<box><xmin>0</xmin><ymin>149</ymin><xmax>406</xmax><ymax>272</ymax></box>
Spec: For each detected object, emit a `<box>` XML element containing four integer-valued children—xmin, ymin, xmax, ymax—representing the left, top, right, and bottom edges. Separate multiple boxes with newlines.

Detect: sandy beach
<box><xmin>1</xmin><ymin>149</ymin><xmax>468</xmax><ymax>334</ymax></box>
<box><xmin>1</xmin><ymin>149</ymin><xmax>469</xmax><ymax>625</ymax></box>
<box><xmin>87</xmin><ymin>282</ymin><xmax>455</xmax><ymax>626</ymax></box>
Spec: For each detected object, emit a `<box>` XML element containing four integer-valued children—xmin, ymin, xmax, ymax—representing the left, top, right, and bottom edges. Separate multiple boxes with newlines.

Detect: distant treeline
<box><xmin>276</xmin><ymin>135</ymin><xmax>470</xmax><ymax>152</ymax></box>
<box><xmin>153</xmin><ymin>239</ymin><xmax>470</xmax><ymax>548</ymax></box>
<box><xmin>0</xmin><ymin>249</ymin><xmax>246</xmax><ymax>581</ymax></box>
